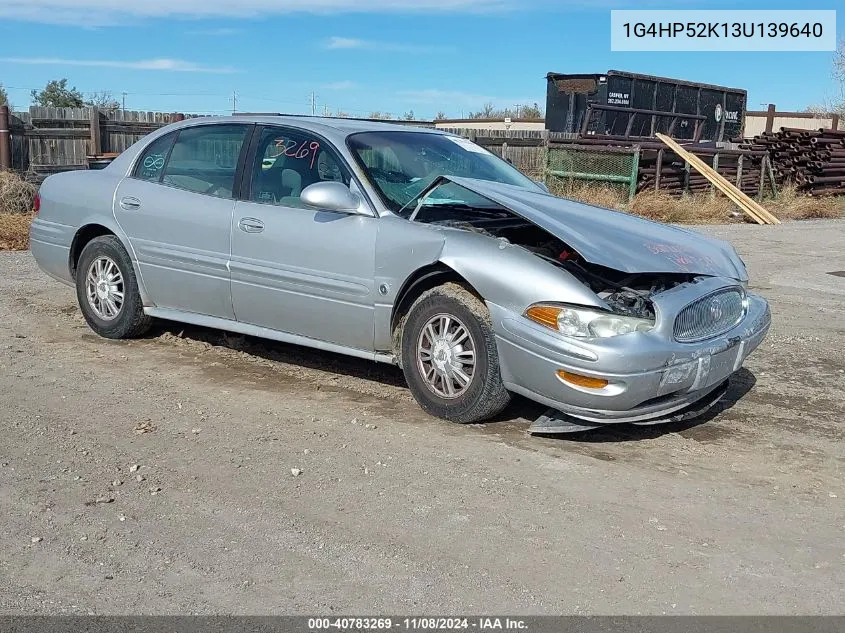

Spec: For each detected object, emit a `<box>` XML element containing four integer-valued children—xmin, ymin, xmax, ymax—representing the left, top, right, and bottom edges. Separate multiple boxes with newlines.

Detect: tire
<box><xmin>401</xmin><ymin>282</ymin><xmax>510</xmax><ymax>423</ymax></box>
<box><xmin>75</xmin><ymin>235</ymin><xmax>152</xmax><ymax>339</ymax></box>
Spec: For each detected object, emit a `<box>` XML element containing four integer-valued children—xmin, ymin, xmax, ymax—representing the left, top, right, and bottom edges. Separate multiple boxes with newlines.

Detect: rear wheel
<box><xmin>401</xmin><ymin>283</ymin><xmax>510</xmax><ymax>423</ymax></box>
<box><xmin>75</xmin><ymin>235</ymin><xmax>152</xmax><ymax>339</ymax></box>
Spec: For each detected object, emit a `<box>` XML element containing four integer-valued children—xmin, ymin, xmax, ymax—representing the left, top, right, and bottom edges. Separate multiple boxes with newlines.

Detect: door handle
<box><xmin>119</xmin><ymin>196</ymin><xmax>141</xmax><ymax>211</ymax></box>
<box><xmin>238</xmin><ymin>217</ymin><xmax>265</xmax><ymax>233</ymax></box>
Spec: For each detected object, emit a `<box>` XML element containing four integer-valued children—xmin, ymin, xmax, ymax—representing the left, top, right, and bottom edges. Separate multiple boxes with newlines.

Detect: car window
<box><xmin>134</xmin><ymin>132</ymin><xmax>176</xmax><ymax>182</ymax></box>
<box><xmin>249</xmin><ymin>127</ymin><xmax>350</xmax><ymax>208</ymax></box>
<box><xmin>160</xmin><ymin>125</ymin><xmax>250</xmax><ymax>199</ymax></box>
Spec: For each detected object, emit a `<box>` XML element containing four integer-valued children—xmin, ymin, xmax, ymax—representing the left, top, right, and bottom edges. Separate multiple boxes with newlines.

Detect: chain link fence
<box><xmin>546</xmin><ymin>144</ymin><xmax>640</xmax><ymax>203</ymax></box>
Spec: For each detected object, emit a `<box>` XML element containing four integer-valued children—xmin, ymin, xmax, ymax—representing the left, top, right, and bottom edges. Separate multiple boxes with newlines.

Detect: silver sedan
<box><xmin>30</xmin><ymin>116</ymin><xmax>770</xmax><ymax>433</ymax></box>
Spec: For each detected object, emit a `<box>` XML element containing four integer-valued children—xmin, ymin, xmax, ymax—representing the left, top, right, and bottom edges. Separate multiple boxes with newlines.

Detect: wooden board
<box><xmin>656</xmin><ymin>133</ymin><xmax>781</xmax><ymax>225</ymax></box>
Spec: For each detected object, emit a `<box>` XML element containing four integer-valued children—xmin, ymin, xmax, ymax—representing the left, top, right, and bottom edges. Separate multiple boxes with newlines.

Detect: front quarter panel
<box><xmin>372</xmin><ymin>218</ymin><xmax>605</xmax><ymax>351</ymax></box>
<box><xmin>438</xmin><ymin>229</ymin><xmax>605</xmax><ymax>315</ymax></box>
<box><xmin>373</xmin><ymin>217</ymin><xmax>447</xmax><ymax>349</ymax></box>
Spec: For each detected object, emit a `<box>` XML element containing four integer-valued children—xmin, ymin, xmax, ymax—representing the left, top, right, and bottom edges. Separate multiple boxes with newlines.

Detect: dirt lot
<box><xmin>1</xmin><ymin>220</ymin><xmax>843</xmax><ymax>615</ymax></box>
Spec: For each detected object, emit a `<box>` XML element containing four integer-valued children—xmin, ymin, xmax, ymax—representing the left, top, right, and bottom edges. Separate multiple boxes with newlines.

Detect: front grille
<box><xmin>674</xmin><ymin>288</ymin><xmax>746</xmax><ymax>343</ymax></box>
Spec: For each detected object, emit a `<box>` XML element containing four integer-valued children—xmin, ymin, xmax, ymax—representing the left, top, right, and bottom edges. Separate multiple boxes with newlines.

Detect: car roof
<box><xmin>105</xmin><ymin>114</ymin><xmax>451</xmax><ymax>176</ymax></box>
<box><xmin>178</xmin><ymin>115</ymin><xmax>447</xmax><ymax>138</ymax></box>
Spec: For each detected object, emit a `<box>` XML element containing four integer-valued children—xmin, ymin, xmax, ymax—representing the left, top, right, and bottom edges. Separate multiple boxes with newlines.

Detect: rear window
<box><xmin>134</xmin><ymin>132</ymin><xmax>176</xmax><ymax>182</ymax></box>
<box><xmin>160</xmin><ymin>125</ymin><xmax>250</xmax><ymax>199</ymax></box>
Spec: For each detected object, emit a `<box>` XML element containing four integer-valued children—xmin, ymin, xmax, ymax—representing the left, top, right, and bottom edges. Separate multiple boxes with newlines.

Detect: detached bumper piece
<box><xmin>528</xmin><ymin>380</ymin><xmax>730</xmax><ymax>435</ymax></box>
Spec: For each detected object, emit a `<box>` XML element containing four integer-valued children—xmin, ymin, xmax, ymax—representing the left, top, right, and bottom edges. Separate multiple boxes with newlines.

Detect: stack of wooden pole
<box><xmin>742</xmin><ymin>127</ymin><xmax>845</xmax><ymax>197</ymax></box>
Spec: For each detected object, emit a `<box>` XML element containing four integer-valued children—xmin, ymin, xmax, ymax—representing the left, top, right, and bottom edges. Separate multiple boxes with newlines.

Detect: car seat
<box><xmin>280</xmin><ymin>169</ymin><xmax>302</xmax><ymax>198</ymax></box>
<box><xmin>253</xmin><ymin>140</ymin><xmax>322</xmax><ymax>205</ymax></box>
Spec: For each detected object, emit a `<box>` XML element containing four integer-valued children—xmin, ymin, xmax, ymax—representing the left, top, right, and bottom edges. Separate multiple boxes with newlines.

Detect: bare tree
<box><xmin>86</xmin><ymin>91</ymin><xmax>121</xmax><ymax>111</ymax></box>
<box><xmin>468</xmin><ymin>102</ymin><xmax>496</xmax><ymax>119</ymax></box>
<box><xmin>434</xmin><ymin>111</ymin><xmax>448</xmax><ymax>121</ymax></box>
<box><xmin>834</xmin><ymin>38</ymin><xmax>845</xmax><ymax>112</ymax></box>
<box><xmin>520</xmin><ymin>102</ymin><xmax>544</xmax><ymax>118</ymax></box>
<box><xmin>0</xmin><ymin>83</ymin><xmax>10</xmax><ymax>110</ymax></box>
<box><xmin>467</xmin><ymin>102</ymin><xmax>544</xmax><ymax>119</ymax></box>
<box><xmin>807</xmin><ymin>39</ymin><xmax>845</xmax><ymax>117</ymax></box>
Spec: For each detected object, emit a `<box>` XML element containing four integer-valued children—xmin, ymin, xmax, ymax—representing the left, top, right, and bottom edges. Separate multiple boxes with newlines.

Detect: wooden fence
<box><xmin>3</xmin><ymin>106</ymin><xmax>195</xmax><ymax>176</ymax></box>
<box><xmin>0</xmin><ymin>108</ymin><xmax>555</xmax><ymax>181</ymax></box>
<box><xmin>745</xmin><ymin>104</ymin><xmax>842</xmax><ymax>138</ymax></box>
<box><xmin>0</xmin><ymin>107</ymin><xmax>444</xmax><ymax>178</ymax></box>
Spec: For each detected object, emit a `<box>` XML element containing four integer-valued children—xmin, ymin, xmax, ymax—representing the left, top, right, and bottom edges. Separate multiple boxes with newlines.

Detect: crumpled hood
<box><xmin>444</xmin><ymin>176</ymin><xmax>747</xmax><ymax>280</ymax></box>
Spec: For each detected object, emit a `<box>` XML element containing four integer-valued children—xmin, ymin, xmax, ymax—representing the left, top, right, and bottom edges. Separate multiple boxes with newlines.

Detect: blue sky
<box><xmin>0</xmin><ymin>1</ymin><xmax>842</xmax><ymax>119</ymax></box>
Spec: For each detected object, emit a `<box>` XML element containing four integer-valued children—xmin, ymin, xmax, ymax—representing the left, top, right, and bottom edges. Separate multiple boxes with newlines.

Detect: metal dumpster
<box><xmin>546</xmin><ymin>70</ymin><xmax>747</xmax><ymax>142</ymax></box>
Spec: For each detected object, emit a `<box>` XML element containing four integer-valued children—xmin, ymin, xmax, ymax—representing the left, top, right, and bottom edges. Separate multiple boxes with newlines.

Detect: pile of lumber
<box><xmin>743</xmin><ymin>127</ymin><xmax>845</xmax><ymax>197</ymax></box>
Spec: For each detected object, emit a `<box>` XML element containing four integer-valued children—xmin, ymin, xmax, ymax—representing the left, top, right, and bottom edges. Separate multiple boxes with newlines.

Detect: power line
<box><xmin>237</xmin><ymin>94</ymin><xmax>311</xmax><ymax>106</ymax></box>
<box><xmin>5</xmin><ymin>85</ymin><xmax>308</xmax><ymax>105</ymax></box>
<box><xmin>4</xmin><ymin>83</ymin><xmax>411</xmax><ymax>119</ymax></box>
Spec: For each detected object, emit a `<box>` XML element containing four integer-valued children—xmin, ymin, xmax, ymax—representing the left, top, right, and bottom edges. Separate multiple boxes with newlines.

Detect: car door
<box><xmin>230</xmin><ymin>125</ymin><xmax>378</xmax><ymax>352</ymax></box>
<box><xmin>114</xmin><ymin>123</ymin><xmax>252</xmax><ymax>319</ymax></box>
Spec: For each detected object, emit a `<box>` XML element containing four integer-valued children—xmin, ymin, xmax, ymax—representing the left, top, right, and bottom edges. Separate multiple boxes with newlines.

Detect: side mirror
<box><xmin>301</xmin><ymin>181</ymin><xmax>363</xmax><ymax>213</ymax></box>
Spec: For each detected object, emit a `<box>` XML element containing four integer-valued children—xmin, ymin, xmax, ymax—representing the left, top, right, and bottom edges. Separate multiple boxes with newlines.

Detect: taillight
<box><xmin>33</xmin><ymin>193</ymin><xmax>40</xmax><ymax>215</ymax></box>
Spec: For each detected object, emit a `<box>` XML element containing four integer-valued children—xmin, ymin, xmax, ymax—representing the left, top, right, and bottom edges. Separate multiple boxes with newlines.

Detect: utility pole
<box><xmin>121</xmin><ymin>92</ymin><xmax>127</xmax><ymax>116</ymax></box>
<box><xmin>232</xmin><ymin>91</ymin><xmax>237</xmax><ymax>114</ymax></box>
<box><xmin>514</xmin><ymin>104</ymin><xmax>521</xmax><ymax>118</ymax></box>
<box><xmin>310</xmin><ymin>91</ymin><xmax>317</xmax><ymax>116</ymax></box>
<box><xmin>324</xmin><ymin>104</ymin><xmax>330</xmax><ymax>117</ymax></box>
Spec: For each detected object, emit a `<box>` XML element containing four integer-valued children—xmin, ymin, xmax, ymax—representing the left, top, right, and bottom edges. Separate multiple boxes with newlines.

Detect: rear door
<box><xmin>114</xmin><ymin>124</ymin><xmax>252</xmax><ymax>318</ymax></box>
<box><xmin>229</xmin><ymin>124</ymin><xmax>378</xmax><ymax>351</ymax></box>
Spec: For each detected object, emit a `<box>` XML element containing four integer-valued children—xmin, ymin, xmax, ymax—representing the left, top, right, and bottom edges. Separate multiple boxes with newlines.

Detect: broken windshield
<box><xmin>346</xmin><ymin>131</ymin><xmax>540</xmax><ymax>214</ymax></box>
<box><xmin>399</xmin><ymin>181</ymin><xmax>511</xmax><ymax>222</ymax></box>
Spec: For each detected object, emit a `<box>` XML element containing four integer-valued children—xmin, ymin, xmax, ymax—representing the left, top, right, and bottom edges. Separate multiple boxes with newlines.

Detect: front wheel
<box><xmin>75</xmin><ymin>235</ymin><xmax>152</xmax><ymax>339</ymax></box>
<box><xmin>401</xmin><ymin>283</ymin><xmax>510</xmax><ymax>423</ymax></box>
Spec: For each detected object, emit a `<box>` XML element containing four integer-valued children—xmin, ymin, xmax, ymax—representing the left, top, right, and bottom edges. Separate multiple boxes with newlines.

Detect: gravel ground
<box><xmin>0</xmin><ymin>220</ymin><xmax>843</xmax><ymax>615</ymax></box>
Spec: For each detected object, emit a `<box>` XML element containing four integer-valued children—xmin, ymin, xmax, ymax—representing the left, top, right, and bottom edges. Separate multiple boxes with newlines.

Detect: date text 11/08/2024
<box><xmin>307</xmin><ymin>617</ymin><xmax>528</xmax><ymax>631</ymax></box>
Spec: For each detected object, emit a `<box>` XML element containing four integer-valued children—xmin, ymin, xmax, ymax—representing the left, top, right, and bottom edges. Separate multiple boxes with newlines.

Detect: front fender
<box><xmin>373</xmin><ymin>220</ymin><xmax>605</xmax><ymax>353</ymax></box>
<box><xmin>438</xmin><ymin>230</ymin><xmax>605</xmax><ymax>316</ymax></box>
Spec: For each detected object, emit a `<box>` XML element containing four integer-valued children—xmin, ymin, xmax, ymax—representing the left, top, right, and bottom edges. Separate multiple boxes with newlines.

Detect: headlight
<box><xmin>525</xmin><ymin>304</ymin><xmax>654</xmax><ymax>339</ymax></box>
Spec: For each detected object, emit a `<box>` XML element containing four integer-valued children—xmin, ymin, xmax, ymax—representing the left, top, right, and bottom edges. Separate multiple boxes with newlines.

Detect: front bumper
<box><xmin>491</xmin><ymin>289</ymin><xmax>771</xmax><ymax>425</ymax></box>
<box><xmin>529</xmin><ymin>380</ymin><xmax>731</xmax><ymax>434</ymax></box>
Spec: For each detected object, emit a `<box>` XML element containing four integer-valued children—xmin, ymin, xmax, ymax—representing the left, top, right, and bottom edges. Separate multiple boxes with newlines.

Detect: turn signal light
<box><xmin>525</xmin><ymin>305</ymin><xmax>561</xmax><ymax>329</ymax></box>
<box><xmin>557</xmin><ymin>370</ymin><xmax>609</xmax><ymax>390</ymax></box>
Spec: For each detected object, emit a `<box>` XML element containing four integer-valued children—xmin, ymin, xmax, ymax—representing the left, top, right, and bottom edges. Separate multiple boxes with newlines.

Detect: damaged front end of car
<box><xmin>404</xmin><ymin>176</ymin><xmax>770</xmax><ymax>433</ymax></box>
